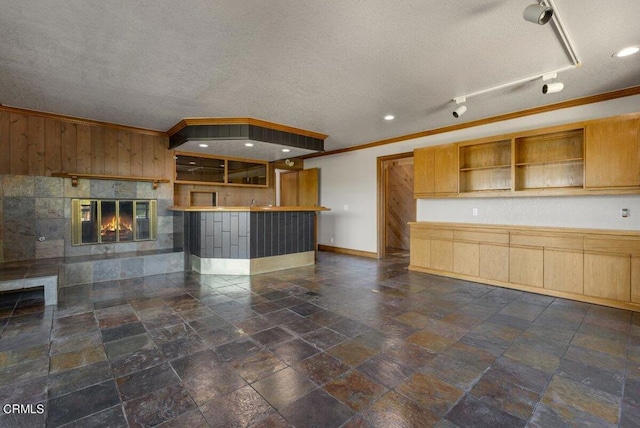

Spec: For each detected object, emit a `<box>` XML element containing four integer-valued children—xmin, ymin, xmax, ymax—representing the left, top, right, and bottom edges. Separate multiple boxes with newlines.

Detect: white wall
<box><xmin>306</xmin><ymin>95</ymin><xmax>640</xmax><ymax>254</ymax></box>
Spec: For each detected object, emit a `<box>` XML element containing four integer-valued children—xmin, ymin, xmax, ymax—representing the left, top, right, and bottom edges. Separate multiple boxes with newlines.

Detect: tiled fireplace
<box><xmin>0</xmin><ymin>174</ymin><xmax>184</xmax><ymax>286</ymax></box>
<box><xmin>71</xmin><ymin>199</ymin><xmax>157</xmax><ymax>245</ymax></box>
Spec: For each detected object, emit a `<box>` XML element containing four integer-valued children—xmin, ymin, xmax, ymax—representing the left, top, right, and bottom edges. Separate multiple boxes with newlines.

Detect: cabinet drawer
<box><xmin>510</xmin><ymin>232</ymin><xmax>583</xmax><ymax>250</ymax></box>
<box><xmin>454</xmin><ymin>229</ymin><xmax>509</xmax><ymax>245</ymax></box>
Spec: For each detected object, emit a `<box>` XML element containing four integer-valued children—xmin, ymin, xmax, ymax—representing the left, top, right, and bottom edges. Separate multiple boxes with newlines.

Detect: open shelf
<box><xmin>52</xmin><ymin>173</ymin><xmax>169</xmax><ymax>189</ymax></box>
<box><xmin>514</xmin><ymin>129</ymin><xmax>584</xmax><ymax>191</ymax></box>
<box><xmin>459</xmin><ymin>140</ymin><xmax>512</xmax><ymax>193</ymax></box>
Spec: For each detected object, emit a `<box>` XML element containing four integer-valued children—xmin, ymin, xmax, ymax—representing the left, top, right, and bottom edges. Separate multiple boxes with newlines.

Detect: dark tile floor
<box><xmin>0</xmin><ymin>252</ymin><xmax>639</xmax><ymax>427</ymax></box>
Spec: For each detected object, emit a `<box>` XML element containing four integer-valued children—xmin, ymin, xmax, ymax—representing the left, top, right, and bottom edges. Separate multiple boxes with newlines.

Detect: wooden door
<box><xmin>280</xmin><ymin>170</ymin><xmax>299</xmax><ymax>206</ymax></box>
<box><xmin>385</xmin><ymin>158</ymin><xmax>415</xmax><ymax>251</ymax></box>
<box><xmin>298</xmin><ymin>168</ymin><xmax>319</xmax><ymax>206</ymax></box>
<box><xmin>280</xmin><ymin>168</ymin><xmax>319</xmax><ymax>206</ymax></box>
<box><xmin>585</xmin><ymin>118</ymin><xmax>640</xmax><ymax>188</ymax></box>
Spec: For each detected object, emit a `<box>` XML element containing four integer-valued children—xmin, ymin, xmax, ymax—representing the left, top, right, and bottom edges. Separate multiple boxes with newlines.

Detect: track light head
<box><xmin>452</xmin><ymin>97</ymin><xmax>467</xmax><ymax>118</ymax></box>
<box><xmin>452</xmin><ymin>105</ymin><xmax>467</xmax><ymax>118</ymax></box>
<box><xmin>542</xmin><ymin>82</ymin><xmax>564</xmax><ymax>94</ymax></box>
<box><xmin>523</xmin><ymin>3</ymin><xmax>553</xmax><ymax>25</ymax></box>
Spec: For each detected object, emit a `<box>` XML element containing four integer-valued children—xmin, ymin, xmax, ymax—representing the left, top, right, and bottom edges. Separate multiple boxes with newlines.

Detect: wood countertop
<box><xmin>168</xmin><ymin>205</ymin><xmax>330</xmax><ymax>212</ymax></box>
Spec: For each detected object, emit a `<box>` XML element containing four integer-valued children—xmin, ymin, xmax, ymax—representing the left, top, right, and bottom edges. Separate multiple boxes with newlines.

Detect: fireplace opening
<box><xmin>72</xmin><ymin>199</ymin><xmax>157</xmax><ymax>245</ymax></box>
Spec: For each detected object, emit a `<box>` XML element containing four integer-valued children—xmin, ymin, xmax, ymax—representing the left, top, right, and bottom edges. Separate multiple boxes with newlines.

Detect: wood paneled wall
<box><xmin>385</xmin><ymin>158</ymin><xmax>415</xmax><ymax>251</ymax></box>
<box><xmin>0</xmin><ymin>108</ymin><xmax>170</xmax><ymax>178</ymax></box>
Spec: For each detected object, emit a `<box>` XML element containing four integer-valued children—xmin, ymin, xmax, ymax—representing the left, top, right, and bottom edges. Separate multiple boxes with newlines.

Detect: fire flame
<box><xmin>101</xmin><ymin>216</ymin><xmax>132</xmax><ymax>234</ymax></box>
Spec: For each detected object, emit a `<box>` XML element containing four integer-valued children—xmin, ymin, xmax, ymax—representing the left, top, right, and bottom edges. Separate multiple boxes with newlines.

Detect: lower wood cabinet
<box><xmin>509</xmin><ymin>247</ymin><xmax>543</xmax><ymax>288</ymax></box>
<box><xmin>584</xmin><ymin>253</ymin><xmax>630</xmax><ymax>301</ymax></box>
<box><xmin>544</xmin><ymin>249</ymin><xmax>583</xmax><ymax>294</ymax></box>
<box><xmin>453</xmin><ymin>242</ymin><xmax>479</xmax><ymax>277</ymax></box>
<box><xmin>479</xmin><ymin>244</ymin><xmax>509</xmax><ymax>282</ymax></box>
<box><xmin>409</xmin><ymin>222</ymin><xmax>640</xmax><ymax>312</ymax></box>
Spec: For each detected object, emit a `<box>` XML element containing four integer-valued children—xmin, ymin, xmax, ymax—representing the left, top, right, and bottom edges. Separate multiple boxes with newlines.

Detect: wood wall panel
<box><xmin>91</xmin><ymin>126</ymin><xmax>105</xmax><ymax>175</ymax></box>
<box><xmin>61</xmin><ymin>122</ymin><xmax>77</xmax><ymax>174</ymax></box>
<box><xmin>10</xmin><ymin>114</ymin><xmax>29</xmax><ymax>175</ymax></box>
<box><xmin>386</xmin><ymin>159</ymin><xmax>414</xmax><ymax>251</ymax></box>
<box><xmin>76</xmin><ymin>124</ymin><xmax>92</xmax><ymax>173</ymax></box>
<box><xmin>44</xmin><ymin>118</ymin><xmax>62</xmax><ymax>175</ymax></box>
<box><xmin>154</xmin><ymin>136</ymin><xmax>166</xmax><ymax>177</ymax></box>
<box><xmin>27</xmin><ymin>116</ymin><xmax>45</xmax><ymax>176</ymax></box>
<box><xmin>104</xmin><ymin>128</ymin><xmax>118</xmax><ymax>175</ymax></box>
<box><xmin>142</xmin><ymin>135</ymin><xmax>155</xmax><ymax>177</ymax></box>
<box><xmin>0</xmin><ymin>112</ymin><xmax>10</xmax><ymax>174</ymax></box>
<box><xmin>0</xmin><ymin>106</ymin><xmax>170</xmax><ymax>179</ymax></box>
<box><xmin>130</xmin><ymin>133</ymin><xmax>143</xmax><ymax>175</ymax></box>
<box><xmin>118</xmin><ymin>131</ymin><xmax>131</xmax><ymax>176</ymax></box>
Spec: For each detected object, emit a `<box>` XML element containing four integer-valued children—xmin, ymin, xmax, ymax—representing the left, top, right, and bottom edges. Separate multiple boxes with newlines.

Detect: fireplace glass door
<box><xmin>72</xmin><ymin>199</ymin><xmax>157</xmax><ymax>245</ymax></box>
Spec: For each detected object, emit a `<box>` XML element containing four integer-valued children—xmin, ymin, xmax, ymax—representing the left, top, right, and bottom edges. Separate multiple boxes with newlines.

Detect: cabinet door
<box><xmin>585</xmin><ymin>118</ymin><xmax>640</xmax><ymax>188</ymax></box>
<box><xmin>584</xmin><ymin>253</ymin><xmax>630</xmax><ymax>301</ymax></box>
<box><xmin>434</xmin><ymin>144</ymin><xmax>458</xmax><ymax>194</ymax></box>
<box><xmin>431</xmin><ymin>239</ymin><xmax>453</xmax><ymax>272</ymax></box>
<box><xmin>414</xmin><ymin>147</ymin><xmax>435</xmax><ymax>196</ymax></box>
<box><xmin>410</xmin><ymin>237</ymin><xmax>430</xmax><ymax>268</ymax></box>
<box><xmin>453</xmin><ymin>242</ymin><xmax>479</xmax><ymax>276</ymax></box>
<box><xmin>510</xmin><ymin>247</ymin><xmax>543</xmax><ymax>287</ymax></box>
<box><xmin>632</xmin><ymin>256</ymin><xmax>640</xmax><ymax>303</ymax></box>
<box><xmin>479</xmin><ymin>244</ymin><xmax>509</xmax><ymax>282</ymax></box>
<box><xmin>544</xmin><ymin>249</ymin><xmax>583</xmax><ymax>294</ymax></box>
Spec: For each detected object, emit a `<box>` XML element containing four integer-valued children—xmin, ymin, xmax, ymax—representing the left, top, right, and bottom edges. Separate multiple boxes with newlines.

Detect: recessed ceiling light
<box><xmin>613</xmin><ymin>46</ymin><xmax>639</xmax><ymax>58</ymax></box>
<box><xmin>244</xmin><ymin>143</ymin><xmax>254</xmax><ymax>147</ymax></box>
<box><xmin>198</xmin><ymin>143</ymin><xmax>209</xmax><ymax>148</ymax></box>
<box><xmin>282</xmin><ymin>148</ymin><xmax>291</xmax><ymax>153</ymax></box>
<box><xmin>384</xmin><ymin>115</ymin><xmax>395</xmax><ymax>121</ymax></box>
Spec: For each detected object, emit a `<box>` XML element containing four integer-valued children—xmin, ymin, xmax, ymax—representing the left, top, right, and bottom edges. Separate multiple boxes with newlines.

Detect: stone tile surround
<box><xmin>0</xmin><ymin>174</ymin><xmax>178</xmax><ymax>262</ymax></box>
<box><xmin>0</xmin><ymin>174</ymin><xmax>185</xmax><ymax>286</ymax></box>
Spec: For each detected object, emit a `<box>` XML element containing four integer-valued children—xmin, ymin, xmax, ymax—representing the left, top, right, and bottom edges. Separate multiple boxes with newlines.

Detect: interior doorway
<box><xmin>377</xmin><ymin>153</ymin><xmax>416</xmax><ymax>258</ymax></box>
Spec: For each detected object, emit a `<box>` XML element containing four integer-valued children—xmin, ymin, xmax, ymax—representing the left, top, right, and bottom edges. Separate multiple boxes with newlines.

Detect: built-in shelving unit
<box><xmin>414</xmin><ymin>113</ymin><xmax>640</xmax><ymax>198</ymax></box>
<box><xmin>514</xmin><ymin>129</ymin><xmax>584</xmax><ymax>191</ymax></box>
<box><xmin>174</xmin><ymin>151</ymin><xmax>268</xmax><ymax>188</ymax></box>
<box><xmin>459</xmin><ymin>140</ymin><xmax>511</xmax><ymax>193</ymax></box>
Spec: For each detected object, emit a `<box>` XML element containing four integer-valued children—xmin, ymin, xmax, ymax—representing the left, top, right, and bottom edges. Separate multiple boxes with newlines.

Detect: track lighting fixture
<box><xmin>542</xmin><ymin>72</ymin><xmax>564</xmax><ymax>94</ymax></box>
<box><xmin>452</xmin><ymin>97</ymin><xmax>467</xmax><ymax>118</ymax></box>
<box><xmin>523</xmin><ymin>2</ymin><xmax>553</xmax><ymax>25</ymax></box>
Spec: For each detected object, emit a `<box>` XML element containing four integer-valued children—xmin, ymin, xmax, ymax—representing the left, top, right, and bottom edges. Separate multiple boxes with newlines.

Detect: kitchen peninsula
<box><xmin>170</xmin><ymin>205</ymin><xmax>329</xmax><ymax>275</ymax></box>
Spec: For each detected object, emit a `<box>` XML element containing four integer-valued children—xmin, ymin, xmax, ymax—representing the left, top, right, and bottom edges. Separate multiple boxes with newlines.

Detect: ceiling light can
<box><xmin>523</xmin><ymin>4</ymin><xmax>553</xmax><ymax>25</ymax></box>
<box><xmin>613</xmin><ymin>46</ymin><xmax>640</xmax><ymax>57</ymax></box>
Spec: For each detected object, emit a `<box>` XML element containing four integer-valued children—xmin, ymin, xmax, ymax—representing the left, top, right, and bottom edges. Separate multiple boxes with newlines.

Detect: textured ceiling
<box><xmin>1</xmin><ymin>1</ymin><xmax>639</xmax><ymax>153</ymax></box>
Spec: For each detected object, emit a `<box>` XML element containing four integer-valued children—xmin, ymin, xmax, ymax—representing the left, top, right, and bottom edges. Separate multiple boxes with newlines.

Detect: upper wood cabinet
<box><xmin>413</xmin><ymin>145</ymin><xmax>457</xmax><ymax>197</ymax></box>
<box><xmin>585</xmin><ymin>116</ymin><xmax>640</xmax><ymax>189</ymax></box>
<box><xmin>414</xmin><ymin>112</ymin><xmax>640</xmax><ymax>198</ymax></box>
